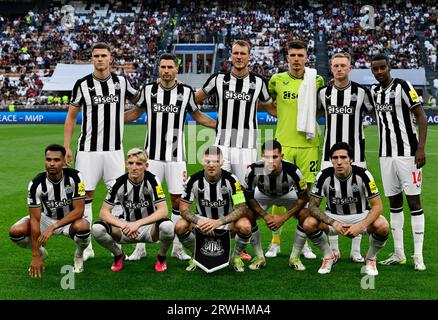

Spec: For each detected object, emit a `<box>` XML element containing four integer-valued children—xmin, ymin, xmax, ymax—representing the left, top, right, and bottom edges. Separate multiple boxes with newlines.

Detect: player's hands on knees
<box><xmin>198</xmin><ymin>219</ymin><xmax>221</xmax><ymax>235</ymax></box>
<box><xmin>343</xmin><ymin>223</ymin><xmax>363</xmax><ymax>238</ymax></box>
<box><xmin>122</xmin><ymin>222</ymin><xmax>140</xmax><ymax>239</ymax></box>
<box><xmin>38</xmin><ymin>227</ymin><xmax>54</xmax><ymax>246</ymax></box>
<box><xmin>331</xmin><ymin>221</ymin><xmax>345</xmax><ymax>235</ymax></box>
<box><xmin>264</xmin><ymin>214</ymin><xmax>279</xmax><ymax>231</ymax></box>
<box><xmin>29</xmin><ymin>257</ymin><xmax>44</xmax><ymax>278</ymax></box>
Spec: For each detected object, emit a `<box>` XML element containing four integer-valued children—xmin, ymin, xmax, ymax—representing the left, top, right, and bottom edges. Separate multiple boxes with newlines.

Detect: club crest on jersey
<box><xmin>200</xmin><ymin>238</ymin><xmax>225</xmax><ymax>257</ymax></box>
<box><xmin>389</xmin><ymin>91</ymin><xmax>396</xmax><ymax>98</ymax></box>
<box><xmin>92</xmin><ymin>94</ymin><xmax>120</xmax><ymax>105</ymax></box>
<box><xmin>114</xmin><ymin>82</ymin><xmax>121</xmax><ymax>90</ymax></box>
<box><xmin>65</xmin><ymin>185</ymin><xmax>73</xmax><ymax>195</ymax></box>
<box><xmin>350</xmin><ymin>93</ymin><xmax>357</xmax><ymax>102</ymax></box>
<box><xmin>221</xmin><ymin>186</ymin><xmax>229</xmax><ymax>194</ymax></box>
<box><xmin>177</xmin><ymin>93</ymin><xmax>184</xmax><ymax>101</ymax></box>
<box><xmin>249</xmin><ymin>82</ymin><xmax>256</xmax><ymax>90</ymax></box>
<box><xmin>351</xmin><ymin>183</ymin><xmax>360</xmax><ymax>192</ymax></box>
<box><xmin>143</xmin><ymin>186</ymin><xmax>150</xmax><ymax>195</ymax></box>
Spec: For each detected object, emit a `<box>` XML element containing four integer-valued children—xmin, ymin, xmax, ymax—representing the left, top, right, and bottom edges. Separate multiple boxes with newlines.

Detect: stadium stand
<box><xmin>0</xmin><ymin>0</ymin><xmax>437</xmax><ymax>108</ymax></box>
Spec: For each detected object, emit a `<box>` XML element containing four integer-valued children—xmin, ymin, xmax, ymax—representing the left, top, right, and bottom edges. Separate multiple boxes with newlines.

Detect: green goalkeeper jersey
<box><xmin>269</xmin><ymin>72</ymin><xmax>325</xmax><ymax>148</ymax></box>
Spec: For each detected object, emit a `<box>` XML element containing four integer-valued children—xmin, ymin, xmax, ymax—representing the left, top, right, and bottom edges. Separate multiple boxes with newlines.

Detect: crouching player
<box><xmin>92</xmin><ymin>148</ymin><xmax>174</xmax><ymax>272</ymax></box>
<box><xmin>9</xmin><ymin>144</ymin><xmax>90</xmax><ymax>277</ymax></box>
<box><xmin>304</xmin><ymin>142</ymin><xmax>389</xmax><ymax>275</ymax></box>
<box><xmin>175</xmin><ymin>146</ymin><xmax>253</xmax><ymax>272</ymax></box>
<box><xmin>243</xmin><ymin>140</ymin><xmax>310</xmax><ymax>271</ymax></box>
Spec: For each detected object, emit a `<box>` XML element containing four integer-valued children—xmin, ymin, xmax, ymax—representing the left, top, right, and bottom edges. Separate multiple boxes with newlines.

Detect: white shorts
<box><xmin>321</xmin><ymin>160</ymin><xmax>366</xmax><ymax>170</ymax></box>
<box><xmin>148</xmin><ymin>160</ymin><xmax>187</xmax><ymax>195</ymax></box>
<box><xmin>14</xmin><ymin>215</ymin><xmax>72</xmax><ymax>238</ymax></box>
<box><xmin>75</xmin><ymin>150</ymin><xmax>125</xmax><ymax>191</ymax></box>
<box><xmin>254</xmin><ymin>188</ymin><xmax>298</xmax><ymax>211</ymax></box>
<box><xmin>380</xmin><ymin>157</ymin><xmax>422</xmax><ymax>196</ymax></box>
<box><xmin>218</xmin><ymin>146</ymin><xmax>257</xmax><ymax>183</ymax></box>
<box><xmin>118</xmin><ymin>224</ymin><xmax>156</xmax><ymax>244</ymax></box>
<box><xmin>325</xmin><ymin>211</ymin><xmax>369</xmax><ymax>236</ymax></box>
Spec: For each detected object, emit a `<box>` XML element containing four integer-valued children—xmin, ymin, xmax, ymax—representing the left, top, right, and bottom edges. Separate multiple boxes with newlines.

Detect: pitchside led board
<box><xmin>194</xmin><ymin>228</ymin><xmax>231</xmax><ymax>273</ymax></box>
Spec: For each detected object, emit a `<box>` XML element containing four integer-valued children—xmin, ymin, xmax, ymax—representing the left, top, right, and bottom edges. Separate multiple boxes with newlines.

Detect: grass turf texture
<box><xmin>0</xmin><ymin>124</ymin><xmax>437</xmax><ymax>300</ymax></box>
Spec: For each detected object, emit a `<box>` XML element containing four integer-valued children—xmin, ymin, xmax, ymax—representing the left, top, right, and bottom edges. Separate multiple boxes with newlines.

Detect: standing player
<box><xmin>175</xmin><ymin>146</ymin><xmax>253</xmax><ymax>272</ymax></box>
<box><xmin>9</xmin><ymin>144</ymin><xmax>90</xmax><ymax>277</ymax></box>
<box><xmin>243</xmin><ymin>140</ymin><xmax>310</xmax><ymax>271</ymax></box>
<box><xmin>318</xmin><ymin>52</ymin><xmax>375</xmax><ymax>262</ymax></box>
<box><xmin>92</xmin><ymin>148</ymin><xmax>174</xmax><ymax>272</ymax></box>
<box><xmin>124</xmin><ymin>53</ymin><xmax>216</xmax><ymax>261</ymax></box>
<box><xmin>64</xmin><ymin>42</ymin><xmax>140</xmax><ymax>261</ymax></box>
<box><xmin>265</xmin><ymin>40</ymin><xmax>323</xmax><ymax>259</ymax></box>
<box><xmin>304</xmin><ymin>142</ymin><xmax>389</xmax><ymax>275</ymax></box>
<box><xmin>195</xmin><ymin>40</ymin><xmax>272</xmax><ymax>261</ymax></box>
<box><xmin>370</xmin><ymin>54</ymin><xmax>428</xmax><ymax>270</ymax></box>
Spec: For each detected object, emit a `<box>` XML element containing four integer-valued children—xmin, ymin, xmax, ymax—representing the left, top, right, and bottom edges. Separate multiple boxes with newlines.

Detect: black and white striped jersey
<box><xmin>202</xmin><ymin>72</ymin><xmax>272</xmax><ymax>149</ymax></box>
<box><xmin>136</xmin><ymin>83</ymin><xmax>198</xmax><ymax>161</ymax></box>
<box><xmin>104</xmin><ymin>171</ymin><xmax>166</xmax><ymax>221</ymax></box>
<box><xmin>244</xmin><ymin>160</ymin><xmax>307</xmax><ymax>197</ymax></box>
<box><xmin>181</xmin><ymin>169</ymin><xmax>245</xmax><ymax>219</ymax></box>
<box><xmin>311</xmin><ymin>166</ymin><xmax>380</xmax><ymax>215</ymax></box>
<box><xmin>27</xmin><ymin>168</ymin><xmax>86</xmax><ymax>220</ymax></box>
<box><xmin>70</xmin><ymin>72</ymin><xmax>139</xmax><ymax>152</ymax></box>
<box><xmin>318</xmin><ymin>81</ymin><xmax>374</xmax><ymax>162</ymax></box>
<box><xmin>371</xmin><ymin>78</ymin><xmax>421</xmax><ymax>157</ymax></box>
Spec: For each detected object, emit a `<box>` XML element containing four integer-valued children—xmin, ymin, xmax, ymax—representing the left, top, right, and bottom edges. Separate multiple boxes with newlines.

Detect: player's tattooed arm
<box><xmin>244</xmin><ymin>189</ymin><xmax>268</xmax><ymax>217</ymax></box>
<box><xmin>180</xmin><ymin>207</ymin><xmax>200</xmax><ymax>225</ymax></box>
<box><xmin>309</xmin><ymin>196</ymin><xmax>335</xmax><ymax>226</ymax></box>
<box><xmin>219</xmin><ymin>203</ymin><xmax>248</xmax><ymax>225</ymax></box>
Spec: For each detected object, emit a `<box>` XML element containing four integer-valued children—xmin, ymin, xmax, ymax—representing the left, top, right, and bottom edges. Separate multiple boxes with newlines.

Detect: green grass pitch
<box><xmin>0</xmin><ymin>124</ymin><xmax>437</xmax><ymax>300</ymax></box>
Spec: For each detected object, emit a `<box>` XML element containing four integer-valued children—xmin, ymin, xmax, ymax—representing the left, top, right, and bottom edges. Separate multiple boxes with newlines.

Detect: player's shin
<box><xmin>74</xmin><ymin>230</ymin><xmax>91</xmax><ymax>257</ymax></box>
<box><xmin>157</xmin><ymin>220</ymin><xmax>174</xmax><ymax>256</ymax></box>
<box><xmin>328</xmin><ymin>235</ymin><xmax>339</xmax><ymax>253</ymax></box>
<box><xmin>366</xmin><ymin>233</ymin><xmax>388</xmax><ymax>260</ymax></box>
<box><xmin>249</xmin><ymin>224</ymin><xmax>264</xmax><ymax>257</ymax></box>
<box><xmin>177</xmin><ymin>231</ymin><xmax>195</xmax><ymax>254</ymax></box>
<box><xmin>411</xmin><ymin>209</ymin><xmax>424</xmax><ymax>256</ymax></box>
<box><xmin>290</xmin><ymin>224</ymin><xmax>307</xmax><ymax>258</ymax></box>
<box><xmin>308</xmin><ymin>230</ymin><xmax>332</xmax><ymax>258</ymax></box>
<box><xmin>233</xmin><ymin>232</ymin><xmax>251</xmax><ymax>256</ymax></box>
<box><xmin>92</xmin><ymin>222</ymin><xmax>123</xmax><ymax>257</ymax></box>
<box><xmin>390</xmin><ymin>207</ymin><xmax>405</xmax><ymax>256</ymax></box>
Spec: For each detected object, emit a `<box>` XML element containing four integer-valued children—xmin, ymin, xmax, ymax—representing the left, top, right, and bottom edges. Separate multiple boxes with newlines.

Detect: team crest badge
<box><xmin>350</xmin><ymin>93</ymin><xmax>357</xmax><ymax>102</ymax></box>
<box><xmin>221</xmin><ymin>186</ymin><xmax>228</xmax><ymax>194</ymax></box>
<box><xmin>177</xmin><ymin>93</ymin><xmax>184</xmax><ymax>101</ymax></box>
<box><xmin>114</xmin><ymin>82</ymin><xmax>121</xmax><ymax>90</ymax></box>
<box><xmin>389</xmin><ymin>91</ymin><xmax>396</xmax><ymax>98</ymax></box>
<box><xmin>194</xmin><ymin>228</ymin><xmax>231</xmax><ymax>273</ymax></box>
<box><xmin>351</xmin><ymin>183</ymin><xmax>360</xmax><ymax>192</ymax></box>
<box><xmin>249</xmin><ymin>82</ymin><xmax>256</xmax><ymax>90</ymax></box>
<box><xmin>65</xmin><ymin>185</ymin><xmax>73</xmax><ymax>195</ymax></box>
<box><xmin>143</xmin><ymin>186</ymin><xmax>150</xmax><ymax>195</ymax></box>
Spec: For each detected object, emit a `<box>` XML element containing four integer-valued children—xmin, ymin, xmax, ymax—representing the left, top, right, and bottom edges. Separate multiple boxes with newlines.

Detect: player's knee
<box><xmin>158</xmin><ymin>220</ymin><xmax>174</xmax><ymax>240</ymax></box>
<box><xmin>72</xmin><ymin>218</ymin><xmax>90</xmax><ymax>233</ymax></box>
<box><xmin>302</xmin><ymin>216</ymin><xmax>319</xmax><ymax>233</ymax></box>
<box><xmin>92</xmin><ymin>220</ymin><xmax>111</xmax><ymax>239</ymax></box>
<box><xmin>406</xmin><ymin>195</ymin><xmax>422</xmax><ymax>212</ymax></box>
<box><xmin>175</xmin><ymin>218</ymin><xmax>190</xmax><ymax>235</ymax></box>
<box><xmin>235</xmin><ymin>217</ymin><xmax>251</xmax><ymax>235</ymax></box>
<box><xmin>375</xmin><ymin>216</ymin><xmax>389</xmax><ymax>235</ymax></box>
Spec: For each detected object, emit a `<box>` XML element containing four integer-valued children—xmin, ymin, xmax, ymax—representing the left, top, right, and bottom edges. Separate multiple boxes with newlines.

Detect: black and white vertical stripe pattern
<box><xmin>371</xmin><ymin>78</ymin><xmax>420</xmax><ymax>157</ymax></box>
<box><xmin>27</xmin><ymin>168</ymin><xmax>85</xmax><ymax>220</ymax></box>
<box><xmin>104</xmin><ymin>171</ymin><xmax>166</xmax><ymax>221</ymax></box>
<box><xmin>244</xmin><ymin>160</ymin><xmax>306</xmax><ymax>197</ymax></box>
<box><xmin>181</xmin><ymin>169</ymin><xmax>240</xmax><ymax>219</ymax></box>
<box><xmin>311</xmin><ymin>166</ymin><xmax>379</xmax><ymax>215</ymax></box>
<box><xmin>202</xmin><ymin>72</ymin><xmax>272</xmax><ymax>149</ymax></box>
<box><xmin>136</xmin><ymin>83</ymin><xmax>198</xmax><ymax>161</ymax></box>
<box><xmin>318</xmin><ymin>81</ymin><xmax>374</xmax><ymax>162</ymax></box>
<box><xmin>70</xmin><ymin>73</ymin><xmax>139</xmax><ymax>152</ymax></box>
